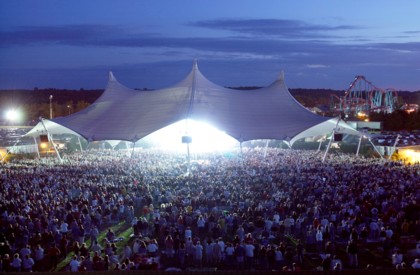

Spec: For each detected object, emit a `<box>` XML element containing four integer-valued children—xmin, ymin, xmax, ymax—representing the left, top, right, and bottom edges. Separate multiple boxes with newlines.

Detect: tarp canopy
<box><xmin>26</xmin><ymin>61</ymin><xmax>341</xmax><ymax>142</ymax></box>
<box><xmin>289</xmin><ymin>117</ymin><xmax>365</xmax><ymax>146</ymax></box>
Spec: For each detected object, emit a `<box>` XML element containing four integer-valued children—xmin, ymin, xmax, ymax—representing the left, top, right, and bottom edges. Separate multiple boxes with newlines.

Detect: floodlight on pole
<box><xmin>5</xmin><ymin>109</ymin><xmax>22</xmax><ymax>124</ymax></box>
<box><xmin>5</xmin><ymin>109</ymin><xmax>18</xmax><ymax>122</ymax></box>
<box><xmin>49</xmin><ymin>95</ymin><xmax>53</xmax><ymax>119</ymax></box>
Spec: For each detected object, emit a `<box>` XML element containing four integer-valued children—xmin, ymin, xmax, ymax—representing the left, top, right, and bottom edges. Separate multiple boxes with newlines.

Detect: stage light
<box><xmin>40</xmin><ymin>143</ymin><xmax>48</xmax><ymax>149</ymax></box>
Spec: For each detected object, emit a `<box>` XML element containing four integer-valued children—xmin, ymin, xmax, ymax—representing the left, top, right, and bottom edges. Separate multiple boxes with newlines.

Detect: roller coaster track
<box><xmin>330</xmin><ymin>75</ymin><xmax>398</xmax><ymax>115</ymax></box>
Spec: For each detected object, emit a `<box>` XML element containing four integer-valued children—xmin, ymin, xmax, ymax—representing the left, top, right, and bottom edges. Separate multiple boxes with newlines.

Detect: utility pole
<box><xmin>49</xmin><ymin>95</ymin><xmax>53</xmax><ymax>119</ymax></box>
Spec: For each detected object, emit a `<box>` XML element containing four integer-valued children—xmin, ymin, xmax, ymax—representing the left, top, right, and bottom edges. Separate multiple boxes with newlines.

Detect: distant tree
<box><xmin>76</xmin><ymin>100</ymin><xmax>90</xmax><ymax>112</ymax></box>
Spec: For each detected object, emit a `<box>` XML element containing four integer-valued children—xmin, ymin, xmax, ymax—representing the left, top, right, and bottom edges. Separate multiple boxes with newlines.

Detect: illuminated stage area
<box><xmin>139</xmin><ymin>119</ymin><xmax>239</xmax><ymax>153</ymax></box>
<box><xmin>394</xmin><ymin>146</ymin><xmax>420</xmax><ymax>164</ymax></box>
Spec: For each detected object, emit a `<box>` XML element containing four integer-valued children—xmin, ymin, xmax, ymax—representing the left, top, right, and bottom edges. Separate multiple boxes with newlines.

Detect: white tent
<box><xmin>289</xmin><ymin>117</ymin><xmax>364</xmax><ymax>146</ymax></box>
<box><xmin>26</xmin><ymin>61</ymin><xmax>357</xmax><ymax>144</ymax></box>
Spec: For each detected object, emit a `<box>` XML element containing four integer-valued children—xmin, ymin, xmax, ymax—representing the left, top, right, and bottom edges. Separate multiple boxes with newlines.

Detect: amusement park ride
<box><xmin>330</xmin><ymin>75</ymin><xmax>399</xmax><ymax>117</ymax></box>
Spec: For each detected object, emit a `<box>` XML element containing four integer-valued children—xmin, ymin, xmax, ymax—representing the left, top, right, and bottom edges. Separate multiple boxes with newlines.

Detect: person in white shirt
<box><xmin>205</xmin><ymin>239</ymin><xmax>214</xmax><ymax>265</ymax></box>
<box><xmin>197</xmin><ymin>215</ymin><xmax>206</xmax><ymax>236</ymax></box>
<box><xmin>392</xmin><ymin>250</ymin><xmax>403</xmax><ymax>266</ymax></box>
<box><xmin>60</xmin><ymin>221</ymin><xmax>69</xmax><ymax>234</ymax></box>
<box><xmin>412</xmin><ymin>258</ymin><xmax>420</xmax><ymax>269</ymax></box>
<box><xmin>185</xmin><ymin>227</ymin><xmax>192</xmax><ymax>240</ymax></box>
<box><xmin>147</xmin><ymin>239</ymin><xmax>159</xmax><ymax>257</ymax></box>
<box><xmin>34</xmin><ymin>244</ymin><xmax>44</xmax><ymax>259</ymax></box>
<box><xmin>69</xmin><ymin>255</ymin><xmax>80</xmax><ymax>272</ymax></box>
<box><xmin>194</xmin><ymin>241</ymin><xmax>204</xmax><ymax>268</ymax></box>
<box><xmin>132</xmin><ymin>239</ymin><xmax>141</xmax><ymax>254</ymax></box>
<box><xmin>20</xmin><ymin>245</ymin><xmax>31</xmax><ymax>259</ymax></box>
<box><xmin>275</xmin><ymin>247</ymin><xmax>284</xmax><ymax>269</ymax></box>
<box><xmin>385</xmin><ymin>226</ymin><xmax>393</xmax><ymax>239</ymax></box>
<box><xmin>316</xmin><ymin>227</ymin><xmax>324</xmax><ymax>252</ymax></box>
<box><xmin>22</xmin><ymin>254</ymin><xmax>35</xmax><ymax>272</ymax></box>
<box><xmin>11</xmin><ymin>253</ymin><xmax>22</xmax><ymax>272</ymax></box>
<box><xmin>245</xmin><ymin>243</ymin><xmax>255</xmax><ymax>268</ymax></box>
<box><xmin>123</xmin><ymin>244</ymin><xmax>132</xmax><ymax>260</ymax></box>
<box><xmin>225</xmin><ymin>243</ymin><xmax>235</xmax><ymax>265</ymax></box>
<box><xmin>265</xmin><ymin>218</ymin><xmax>273</xmax><ymax>232</ymax></box>
<box><xmin>217</xmin><ymin>238</ymin><xmax>225</xmax><ymax>255</ymax></box>
<box><xmin>273</xmin><ymin>213</ymin><xmax>280</xmax><ymax>224</ymax></box>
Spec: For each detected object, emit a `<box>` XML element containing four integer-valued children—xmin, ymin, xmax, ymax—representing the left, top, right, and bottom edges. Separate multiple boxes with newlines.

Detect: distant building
<box><xmin>346</xmin><ymin>121</ymin><xmax>382</xmax><ymax>131</ymax></box>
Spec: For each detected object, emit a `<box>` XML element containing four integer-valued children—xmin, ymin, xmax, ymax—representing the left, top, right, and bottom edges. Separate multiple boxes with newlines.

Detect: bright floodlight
<box><xmin>142</xmin><ymin>119</ymin><xmax>239</xmax><ymax>153</ymax></box>
<box><xmin>5</xmin><ymin>109</ymin><xmax>21</xmax><ymax>122</ymax></box>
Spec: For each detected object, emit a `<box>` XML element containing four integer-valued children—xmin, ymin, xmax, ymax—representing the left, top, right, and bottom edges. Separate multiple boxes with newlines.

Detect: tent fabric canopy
<box><xmin>289</xmin><ymin>117</ymin><xmax>365</xmax><ymax>146</ymax></box>
<box><xmin>26</xmin><ymin>61</ymin><xmax>335</xmax><ymax>142</ymax></box>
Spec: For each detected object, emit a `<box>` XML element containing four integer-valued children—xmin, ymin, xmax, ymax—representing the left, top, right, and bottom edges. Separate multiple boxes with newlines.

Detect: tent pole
<box><xmin>33</xmin><ymin>136</ymin><xmax>41</xmax><ymax>159</ymax></box>
<box><xmin>124</xmin><ymin>141</ymin><xmax>130</xmax><ymax>155</ymax></box>
<box><xmin>40</xmin><ymin>118</ymin><xmax>62</xmax><ymax>162</ymax></box>
<box><xmin>368</xmin><ymin>138</ymin><xmax>384</xmax><ymax>159</ymax></box>
<box><xmin>322</xmin><ymin>132</ymin><xmax>334</xmax><ymax>163</ymax></box>
<box><xmin>131</xmin><ymin>141</ymin><xmax>136</xmax><ymax>158</ymax></box>
<box><xmin>317</xmin><ymin>138</ymin><xmax>324</xmax><ymax>152</ymax></box>
<box><xmin>388</xmin><ymin>134</ymin><xmax>400</xmax><ymax>160</ymax></box>
<box><xmin>78</xmin><ymin>136</ymin><xmax>83</xmax><ymax>152</ymax></box>
<box><xmin>187</xmin><ymin>142</ymin><xmax>191</xmax><ymax>174</ymax></box>
<box><xmin>322</xmin><ymin>117</ymin><xmax>340</xmax><ymax>163</ymax></box>
<box><xmin>263</xmin><ymin>140</ymin><xmax>270</xmax><ymax>159</ymax></box>
<box><xmin>356</xmin><ymin>135</ymin><xmax>363</xmax><ymax>157</ymax></box>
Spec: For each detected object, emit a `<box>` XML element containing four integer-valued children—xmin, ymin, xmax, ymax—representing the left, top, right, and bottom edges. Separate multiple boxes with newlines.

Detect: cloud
<box><xmin>306</xmin><ymin>64</ymin><xmax>330</xmax><ymax>69</ymax></box>
<box><xmin>404</xmin><ymin>30</ymin><xmax>420</xmax><ymax>34</ymax></box>
<box><xmin>0</xmin><ymin>25</ymin><xmax>118</xmax><ymax>46</ymax></box>
<box><xmin>1</xmin><ymin>24</ymin><xmax>419</xmax><ymax>73</ymax></box>
<box><xmin>1</xmin><ymin>22</ymin><xmax>419</xmax><ymax>90</ymax></box>
<box><xmin>188</xmin><ymin>18</ymin><xmax>361</xmax><ymax>39</ymax></box>
<box><xmin>0</xmin><ymin>24</ymin><xmax>160</xmax><ymax>47</ymax></box>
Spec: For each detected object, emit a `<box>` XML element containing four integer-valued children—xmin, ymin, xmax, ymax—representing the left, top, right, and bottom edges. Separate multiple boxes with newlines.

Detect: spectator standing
<box><xmin>22</xmin><ymin>254</ymin><xmax>35</xmax><ymax>272</ymax></box>
<box><xmin>346</xmin><ymin>239</ymin><xmax>358</xmax><ymax>268</ymax></box>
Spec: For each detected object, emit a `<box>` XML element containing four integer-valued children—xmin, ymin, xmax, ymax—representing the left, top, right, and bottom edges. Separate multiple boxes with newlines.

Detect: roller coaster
<box><xmin>330</xmin><ymin>75</ymin><xmax>398</xmax><ymax>116</ymax></box>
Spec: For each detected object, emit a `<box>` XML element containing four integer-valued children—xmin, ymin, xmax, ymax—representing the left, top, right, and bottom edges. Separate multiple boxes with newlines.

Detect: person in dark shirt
<box><xmin>48</xmin><ymin>244</ymin><xmax>61</xmax><ymax>270</ymax></box>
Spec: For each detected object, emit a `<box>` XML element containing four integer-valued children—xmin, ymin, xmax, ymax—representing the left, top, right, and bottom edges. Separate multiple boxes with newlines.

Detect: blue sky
<box><xmin>0</xmin><ymin>0</ymin><xmax>419</xmax><ymax>91</ymax></box>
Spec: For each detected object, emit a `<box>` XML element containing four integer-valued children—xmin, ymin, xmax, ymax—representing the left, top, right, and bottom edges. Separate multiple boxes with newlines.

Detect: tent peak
<box><xmin>278</xmin><ymin>70</ymin><xmax>285</xmax><ymax>81</ymax></box>
<box><xmin>192</xmin><ymin>59</ymin><xmax>198</xmax><ymax>70</ymax></box>
<box><xmin>109</xmin><ymin>71</ymin><xmax>117</xmax><ymax>82</ymax></box>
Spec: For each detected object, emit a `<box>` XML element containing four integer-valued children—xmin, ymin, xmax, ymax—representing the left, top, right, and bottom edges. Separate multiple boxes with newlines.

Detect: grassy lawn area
<box><xmin>55</xmin><ymin>221</ymin><xmax>134</xmax><ymax>271</ymax></box>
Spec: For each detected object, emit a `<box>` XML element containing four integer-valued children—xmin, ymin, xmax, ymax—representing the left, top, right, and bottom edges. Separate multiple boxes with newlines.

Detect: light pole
<box><xmin>67</xmin><ymin>105</ymin><xmax>71</xmax><ymax>115</ymax></box>
<box><xmin>49</xmin><ymin>95</ymin><xmax>53</xmax><ymax>119</ymax></box>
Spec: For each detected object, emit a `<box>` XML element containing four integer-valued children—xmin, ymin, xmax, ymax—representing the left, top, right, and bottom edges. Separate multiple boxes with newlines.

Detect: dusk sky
<box><xmin>1</xmin><ymin>0</ymin><xmax>419</xmax><ymax>91</ymax></box>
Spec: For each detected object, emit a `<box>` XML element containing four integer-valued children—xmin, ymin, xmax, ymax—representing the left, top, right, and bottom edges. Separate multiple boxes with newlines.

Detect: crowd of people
<box><xmin>0</xmin><ymin>147</ymin><xmax>419</xmax><ymax>272</ymax></box>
